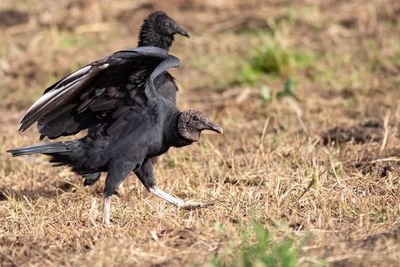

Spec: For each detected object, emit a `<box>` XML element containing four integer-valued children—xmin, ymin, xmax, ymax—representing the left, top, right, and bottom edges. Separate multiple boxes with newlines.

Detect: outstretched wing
<box><xmin>19</xmin><ymin>47</ymin><xmax>170</xmax><ymax>139</ymax></box>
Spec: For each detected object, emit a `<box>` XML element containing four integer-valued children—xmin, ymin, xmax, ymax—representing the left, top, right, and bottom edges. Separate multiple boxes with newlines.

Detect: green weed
<box><xmin>207</xmin><ymin>222</ymin><xmax>302</xmax><ymax>267</ymax></box>
<box><xmin>237</xmin><ymin>34</ymin><xmax>315</xmax><ymax>86</ymax></box>
<box><xmin>259</xmin><ymin>79</ymin><xmax>298</xmax><ymax>103</ymax></box>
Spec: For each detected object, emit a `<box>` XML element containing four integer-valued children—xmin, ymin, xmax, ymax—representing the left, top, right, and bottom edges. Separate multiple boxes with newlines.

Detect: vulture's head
<box><xmin>178</xmin><ymin>110</ymin><xmax>223</xmax><ymax>142</ymax></box>
<box><xmin>139</xmin><ymin>11</ymin><xmax>190</xmax><ymax>50</ymax></box>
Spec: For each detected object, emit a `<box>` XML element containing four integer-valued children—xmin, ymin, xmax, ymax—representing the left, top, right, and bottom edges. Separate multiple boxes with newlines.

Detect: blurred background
<box><xmin>1</xmin><ymin>0</ymin><xmax>400</xmax><ymax>266</ymax></box>
<box><xmin>1</xmin><ymin>0</ymin><xmax>399</xmax><ymax>111</ymax></box>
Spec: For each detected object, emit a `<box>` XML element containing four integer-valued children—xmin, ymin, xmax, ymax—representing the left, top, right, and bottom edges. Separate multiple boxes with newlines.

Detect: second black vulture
<box><xmin>137</xmin><ymin>11</ymin><xmax>190</xmax><ymax>105</ymax></box>
<box><xmin>8</xmin><ymin>51</ymin><xmax>223</xmax><ymax>224</ymax></box>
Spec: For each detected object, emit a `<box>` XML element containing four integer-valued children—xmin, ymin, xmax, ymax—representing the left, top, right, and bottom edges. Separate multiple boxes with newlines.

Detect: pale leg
<box><xmin>136</xmin><ymin>160</ymin><xmax>212</xmax><ymax>210</ymax></box>
<box><xmin>149</xmin><ymin>186</ymin><xmax>212</xmax><ymax>209</ymax></box>
<box><xmin>103</xmin><ymin>196</ymin><xmax>111</xmax><ymax>225</ymax></box>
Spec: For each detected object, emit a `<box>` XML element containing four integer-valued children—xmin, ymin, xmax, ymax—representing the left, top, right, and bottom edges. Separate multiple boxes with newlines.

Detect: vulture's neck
<box><xmin>164</xmin><ymin>111</ymin><xmax>193</xmax><ymax>148</ymax></box>
<box><xmin>138</xmin><ymin>24</ymin><xmax>174</xmax><ymax>51</ymax></box>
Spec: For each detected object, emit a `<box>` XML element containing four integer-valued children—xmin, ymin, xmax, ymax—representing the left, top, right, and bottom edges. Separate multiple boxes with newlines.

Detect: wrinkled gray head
<box><xmin>178</xmin><ymin>110</ymin><xmax>223</xmax><ymax>142</ymax></box>
<box><xmin>138</xmin><ymin>11</ymin><xmax>190</xmax><ymax>50</ymax></box>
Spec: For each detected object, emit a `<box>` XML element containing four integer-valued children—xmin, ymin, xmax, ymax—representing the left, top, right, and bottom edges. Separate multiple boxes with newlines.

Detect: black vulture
<box><xmin>18</xmin><ymin>11</ymin><xmax>189</xmax><ymax>186</ymax></box>
<box><xmin>137</xmin><ymin>11</ymin><xmax>190</xmax><ymax>105</ymax></box>
<box><xmin>8</xmin><ymin>49</ymin><xmax>223</xmax><ymax>224</ymax></box>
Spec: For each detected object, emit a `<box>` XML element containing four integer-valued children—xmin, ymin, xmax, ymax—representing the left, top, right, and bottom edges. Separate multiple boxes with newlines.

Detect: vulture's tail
<box><xmin>8</xmin><ymin>141</ymin><xmax>97</xmax><ymax>175</ymax></box>
<box><xmin>7</xmin><ymin>141</ymin><xmax>75</xmax><ymax>157</ymax></box>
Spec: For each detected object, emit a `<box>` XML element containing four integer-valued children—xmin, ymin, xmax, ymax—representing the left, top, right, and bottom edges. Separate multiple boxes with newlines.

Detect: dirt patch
<box><xmin>0</xmin><ymin>10</ymin><xmax>29</xmax><ymax>28</ymax></box>
<box><xmin>353</xmin><ymin>160</ymin><xmax>398</xmax><ymax>178</ymax></box>
<box><xmin>0</xmin><ymin>187</ymin><xmax>57</xmax><ymax>201</ymax></box>
<box><xmin>361</xmin><ymin>228</ymin><xmax>400</xmax><ymax>248</ymax></box>
<box><xmin>321</xmin><ymin>121</ymin><xmax>383</xmax><ymax>146</ymax></box>
<box><xmin>0</xmin><ymin>236</ymin><xmax>70</xmax><ymax>267</ymax></box>
<box><xmin>330</xmin><ymin>228</ymin><xmax>400</xmax><ymax>267</ymax></box>
<box><xmin>344</xmin><ymin>148</ymin><xmax>400</xmax><ymax>178</ymax></box>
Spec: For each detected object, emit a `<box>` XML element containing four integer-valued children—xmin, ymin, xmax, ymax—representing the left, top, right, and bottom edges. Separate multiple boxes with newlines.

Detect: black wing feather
<box><xmin>19</xmin><ymin>47</ymin><xmax>169</xmax><ymax>138</ymax></box>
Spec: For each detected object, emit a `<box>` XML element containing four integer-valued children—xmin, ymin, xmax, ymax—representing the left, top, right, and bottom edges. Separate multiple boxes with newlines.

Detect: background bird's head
<box><xmin>138</xmin><ymin>11</ymin><xmax>190</xmax><ymax>50</ymax></box>
<box><xmin>178</xmin><ymin>110</ymin><xmax>223</xmax><ymax>142</ymax></box>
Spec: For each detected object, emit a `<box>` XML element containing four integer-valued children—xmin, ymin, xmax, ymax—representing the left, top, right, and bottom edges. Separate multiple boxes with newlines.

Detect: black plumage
<box><xmin>138</xmin><ymin>11</ymin><xmax>190</xmax><ymax>49</ymax></box>
<box><xmin>9</xmin><ymin>50</ymin><xmax>222</xmax><ymax>224</ymax></box>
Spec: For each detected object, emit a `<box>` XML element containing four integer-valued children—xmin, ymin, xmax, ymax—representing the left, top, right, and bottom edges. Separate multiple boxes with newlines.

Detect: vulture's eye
<box><xmin>164</xmin><ymin>22</ymin><xmax>169</xmax><ymax>26</ymax></box>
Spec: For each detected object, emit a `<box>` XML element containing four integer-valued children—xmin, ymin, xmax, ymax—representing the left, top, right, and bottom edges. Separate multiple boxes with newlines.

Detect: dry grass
<box><xmin>1</xmin><ymin>0</ymin><xmax>400</xmax><ymax>266</ymax></box>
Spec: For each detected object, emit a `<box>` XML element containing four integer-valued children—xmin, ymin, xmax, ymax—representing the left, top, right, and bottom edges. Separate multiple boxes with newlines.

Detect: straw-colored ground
<box><xmin>1</xmin><ymin>0</ymin><xmax>400</xmax><ymax>266</ymax></box>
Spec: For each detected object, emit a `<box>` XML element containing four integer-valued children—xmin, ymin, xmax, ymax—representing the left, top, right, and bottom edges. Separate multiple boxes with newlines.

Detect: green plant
<box><xmin>238</xmin><ymin>44</ymin><xmax>294</xmax><ymax>85</ymax></box>
<box><xmin>277</xmin><ymin>79</ymin><xmax>298</xmax><ymax>100</ymax></box>
<box><xmin>236</xmin><ymin>19</ymin><xmax>316</xmax><ymax>86</ymax></box>
<box><xmin>208</xmin><ymin>222</ymin><xmax>301</xmax><ymax>267</ymax></box>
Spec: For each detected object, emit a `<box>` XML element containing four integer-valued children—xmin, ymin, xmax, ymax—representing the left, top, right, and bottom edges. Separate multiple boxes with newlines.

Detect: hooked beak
<box><xmin>174</xmin><ymin>24</ymin><xmax>190</xmax><ymax>38</ymax></box>
<box><xmin>204</xmin><ymin>120</ymin><xmax>223</xmax><ymax>134</ymax></box>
